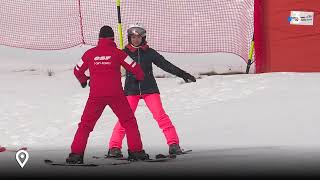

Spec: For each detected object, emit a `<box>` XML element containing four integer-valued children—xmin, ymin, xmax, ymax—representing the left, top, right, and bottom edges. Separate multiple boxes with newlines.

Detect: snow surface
<box><xmin>1</xmin><ymin>45</ymin><xmax>320</xmax><ymax>177</ymax></box>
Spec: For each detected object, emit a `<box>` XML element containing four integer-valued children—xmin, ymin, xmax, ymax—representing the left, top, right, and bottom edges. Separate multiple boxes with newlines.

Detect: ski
<box><xmin>92</xmin><ymin>149</ymin><xmax>192</xmax><ymax>160</ymax></box>
<box><xmin>44</xmin><ymin>157</ymin><xmax>171</xmax><ymax>166</ymax></box>
<box><xmin>155</xmin><ymin>153</ymin><xmax>176</xmax><ymax>159</ymax></box>
<box><xmin>0</xmin><ymin>146</ymin><xmax>27</xmax><ymax>153</ymax></box>
<box><xmin>154</xmin><ymin>149</ymin><xmax>192</xmax><ymax>158</ymax></box>
<box><xmin>44</xmin><ymin>159</ymin><xmax>100</xmax><ymax>167</ymax></box>
<box><xmin>92</xmin><ymin>155</ymin><xmax>127</xmax><ymax>160</ymax></box>
<box><xmin>110</xmin><ymin>156</ymin><xmax>174</xmax><ymax>165</ymax></box>
<box><xmin>92</xmin><ymin>155</ymin><xmax>175</xmax><ymax>161</ymax></box>
<box><xmin>180</xmin><ymin>149</ymin><xmax>192</xmax><ymax>154</ymax></box>
<box><xmin>45</xmin><ymin>149</ymin><xmax>192</xmax><ymax>166</ymax></box>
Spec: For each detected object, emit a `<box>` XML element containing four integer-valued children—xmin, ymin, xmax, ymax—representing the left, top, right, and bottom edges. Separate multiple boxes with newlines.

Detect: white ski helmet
<box><xmin>127</xmin><ymin>23</ymin><xmax>146</xmax><ymax>37</ymax></box>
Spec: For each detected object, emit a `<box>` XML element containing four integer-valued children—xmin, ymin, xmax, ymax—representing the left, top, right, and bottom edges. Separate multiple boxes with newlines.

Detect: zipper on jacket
<box><xmin>138</xmin><ymin>48</ymin><xmax>142</xmax><ymax>95</ymax></box>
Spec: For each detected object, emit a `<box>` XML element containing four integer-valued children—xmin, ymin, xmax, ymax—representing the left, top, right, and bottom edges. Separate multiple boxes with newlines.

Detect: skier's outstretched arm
<box><xmin>151</xmin><ymin>49</ymin><xmax>196</xmax><ymax>83</ymax></box>
<box><xmin>118</xmin><ymin>51</ymin><xmax>144</xmax><ymax>81</ymax></box>
<box><xmin>74</xmin><ymin>52</ymin><xmax>90</xmax><ymax>88</ymax></box>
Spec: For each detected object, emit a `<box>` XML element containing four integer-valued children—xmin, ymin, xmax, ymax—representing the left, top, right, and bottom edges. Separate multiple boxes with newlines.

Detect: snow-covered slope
<box><xmin>1</xmin><ymin>45</ymin><xmax>320</xmax><ymax>177</ymax></box>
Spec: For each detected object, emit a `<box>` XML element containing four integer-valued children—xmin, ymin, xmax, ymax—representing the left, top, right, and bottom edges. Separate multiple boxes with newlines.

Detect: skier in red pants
<box><xmin>67</xmin><ymin>26</ymin><xmax>149</xmax><ymax>164</ymax></box>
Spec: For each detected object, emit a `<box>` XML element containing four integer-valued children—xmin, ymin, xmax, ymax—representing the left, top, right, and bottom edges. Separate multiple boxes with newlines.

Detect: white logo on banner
<box><xmin>289</xmin><ymin>11</ymin><xmax>314</xmax><ymax>26</ymax></box>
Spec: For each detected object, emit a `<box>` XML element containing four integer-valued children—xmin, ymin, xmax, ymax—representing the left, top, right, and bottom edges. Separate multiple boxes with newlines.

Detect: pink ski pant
<box><xmin>108</xmin><ymin>93</ymin><xmax>179</xmax><ymax>149</ymax></box>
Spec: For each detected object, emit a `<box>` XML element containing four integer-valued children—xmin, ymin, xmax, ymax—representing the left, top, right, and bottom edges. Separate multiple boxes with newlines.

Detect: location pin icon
<box><xmin>16</xmin><ymin>150</ymin><xmax>29</xmax><ymax>168</ymax></box>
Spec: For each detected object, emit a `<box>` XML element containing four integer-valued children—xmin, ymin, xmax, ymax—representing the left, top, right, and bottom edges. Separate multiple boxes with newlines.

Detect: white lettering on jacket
<box><xmin>94</xmin><ymin>56</ymin><xmax>111</xmax><ymax>61</ymax></box>
<box><xmin>93</xmin><ymin>56</ymin><xmax>112</xmax><ymax>65</ymax></box>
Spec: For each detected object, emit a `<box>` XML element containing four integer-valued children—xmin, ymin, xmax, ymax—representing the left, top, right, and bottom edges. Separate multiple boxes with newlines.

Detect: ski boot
<box><xmin>169</xmin><ymin>144</ymin><xmax>183</xmax><ymax>155</ymax></box>
<box><xmin>106</xmin><ymin>148</ymin><xmax>123</xmax><ymax>158</ymax></box>
<box><xmin>127</xmin><ymin>150</ymin><xmax>150</xmax><ymax>161</ymax></box>
<box><xmin>66</xmin><ymin>153</ymin><xmax>84</xmax><ymax>164</ymax></box>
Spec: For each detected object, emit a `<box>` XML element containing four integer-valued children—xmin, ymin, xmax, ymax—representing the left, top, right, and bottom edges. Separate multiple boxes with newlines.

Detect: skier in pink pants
<box><xmin>107</xmin><ymin>23</ymin><xmax>196</xmax><ymax>158</ymax></box>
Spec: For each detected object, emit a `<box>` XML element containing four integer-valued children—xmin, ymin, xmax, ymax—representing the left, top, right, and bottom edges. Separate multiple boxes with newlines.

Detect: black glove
<box><xmin>182</xmin><ymin>72</ymin><xmax>196</xmax><ymax>83</ymax></box>
<box><xmin>81</xmin><ymin>81</ymin><xmax>87</xmax><ymax>88</ymax></box>
<box><xmin>81</xmin><ymin>76</ymin><xmax>90</xmax><ymax>88</ymax></box>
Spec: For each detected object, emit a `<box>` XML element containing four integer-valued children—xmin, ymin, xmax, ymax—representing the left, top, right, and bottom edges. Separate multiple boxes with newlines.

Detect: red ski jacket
<box><xmin>74</xmin><ymin>38</ymin><xmax>144</xmax><ymax>97</ymax></box>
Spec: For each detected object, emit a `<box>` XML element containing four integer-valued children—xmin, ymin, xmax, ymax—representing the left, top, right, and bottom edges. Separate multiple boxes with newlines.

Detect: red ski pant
<box><xmin>71</xmin><ymin>95</ymin><xmax>143</xmax><ymax>154</ymax></box>
<box><xmin>108</xmin><ymin>93</ymin><xmax>179</xmax><ymax>149</ymax></box>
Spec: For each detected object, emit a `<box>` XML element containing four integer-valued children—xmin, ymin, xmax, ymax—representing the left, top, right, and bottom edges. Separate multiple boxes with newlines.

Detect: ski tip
<box><xmin>181</xmin><ymin>149</ymin><xmax>192</xmax><ymax>154</ymax></box>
